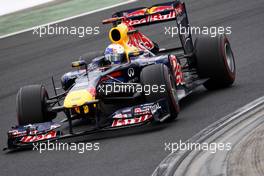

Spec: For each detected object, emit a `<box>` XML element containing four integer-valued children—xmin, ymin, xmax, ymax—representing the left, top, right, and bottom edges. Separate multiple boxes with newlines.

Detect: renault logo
<box><xmin>128</xmin><ymin>68</ymin><xmax>134</xmax><ymax>77</ymax></box>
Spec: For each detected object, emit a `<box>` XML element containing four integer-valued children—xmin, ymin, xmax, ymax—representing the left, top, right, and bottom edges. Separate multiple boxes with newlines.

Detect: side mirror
<box><xmin>71</xmin><ymin>60</ymin><xmax>87</xmax><ymax>68</ymax></box>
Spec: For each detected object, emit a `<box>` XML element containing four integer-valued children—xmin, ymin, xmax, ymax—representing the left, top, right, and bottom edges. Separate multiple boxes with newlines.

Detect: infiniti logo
<box><xmin>128</xmin><ymin>68</ymin><xmax>135</xmax><ymax>77</ymax></box>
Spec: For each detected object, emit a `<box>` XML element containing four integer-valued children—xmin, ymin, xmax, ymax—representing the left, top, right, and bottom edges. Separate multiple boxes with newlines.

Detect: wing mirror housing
<box><xmin>71</xmin><ymin>60</ymin><xmax>87</xmax><ymax>68</ymax></box>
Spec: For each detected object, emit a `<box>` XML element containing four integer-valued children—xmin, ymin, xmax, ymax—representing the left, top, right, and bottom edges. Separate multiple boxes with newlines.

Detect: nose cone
<box><xmin>64</xmin><ymin>90</ymin><xmax>95</xmax><ymax>108</ymax></box>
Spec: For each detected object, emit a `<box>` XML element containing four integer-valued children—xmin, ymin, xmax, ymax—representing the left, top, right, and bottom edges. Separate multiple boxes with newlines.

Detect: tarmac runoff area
<box><xmin>153</xmin><ymin>96</ymin><xmax>264</xmax><ymax>176</ymax></box>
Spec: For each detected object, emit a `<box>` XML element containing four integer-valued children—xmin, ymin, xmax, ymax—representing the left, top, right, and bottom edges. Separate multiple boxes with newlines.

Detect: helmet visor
<box><xmin>105</xmin><ymin>53</ymin><xmax>124</xmax><ymax>64</ymax></box>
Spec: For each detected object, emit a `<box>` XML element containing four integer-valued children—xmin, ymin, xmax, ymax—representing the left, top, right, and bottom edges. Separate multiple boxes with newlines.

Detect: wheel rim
<box><xmin>225</xmin><ymin>43</ymin><xmax>235</xmax><ymax>73</ymax></box>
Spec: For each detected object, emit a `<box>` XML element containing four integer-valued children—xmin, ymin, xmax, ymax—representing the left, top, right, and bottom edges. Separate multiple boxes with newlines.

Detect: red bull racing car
<box><xmin>5</xmin><ymin>0</ymin><xmax>236</xmax><ymax>150</ymax></box>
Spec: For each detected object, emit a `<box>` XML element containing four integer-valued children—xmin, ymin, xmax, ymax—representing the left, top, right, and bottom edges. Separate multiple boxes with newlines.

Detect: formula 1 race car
<box><xmin>5</xmin><ymin>0</ymin><xmax>236</xmax><ymax>150</ymax></box>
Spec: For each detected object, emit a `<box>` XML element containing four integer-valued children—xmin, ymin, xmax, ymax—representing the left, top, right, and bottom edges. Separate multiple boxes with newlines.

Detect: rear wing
<box><xmin>112</xmin><ymin>1</ymin><xmax>184</xmax><ymax>26</ymax></box>
<box><xmin>102</xmin><ymin>0</ymin><xmax>194</xmax><ymax>55</ymax></box>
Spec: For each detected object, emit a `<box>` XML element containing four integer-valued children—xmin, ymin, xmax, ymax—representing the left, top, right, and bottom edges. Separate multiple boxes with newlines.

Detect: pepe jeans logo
<box><xmin>127</xmin><ymin>68</ymin><xmax>135</xmax><ymax>77</ymax></box>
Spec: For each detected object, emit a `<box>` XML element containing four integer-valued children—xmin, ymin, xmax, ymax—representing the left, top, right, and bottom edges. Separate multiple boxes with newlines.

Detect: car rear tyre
<box><xmin>17</xmin><ymin>85</ymin><xmax>56</xmax><ymax>125</ymax></box>
<box><xmin>140</xmin><ymin>64</ymin><xmax>180</xmax><ymax>122</ymax></box>
<box><xmin>195</xmin><ymin>34</ymin><xmax>236</xmax><ymax>90</ymax></box>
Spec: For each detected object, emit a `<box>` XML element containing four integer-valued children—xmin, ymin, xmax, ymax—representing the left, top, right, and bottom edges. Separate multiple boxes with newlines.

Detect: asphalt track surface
<box><xmin>0</xmin><ymin>0</ymin><xmax>264</xmax><ymax>175</ymax></box>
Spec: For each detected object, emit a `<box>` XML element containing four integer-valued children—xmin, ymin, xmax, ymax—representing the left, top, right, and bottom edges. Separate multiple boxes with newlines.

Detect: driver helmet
<box><xmin>104</xmin><ymin>44</ymin><xmax>126</xmax><ymax>64</ymax></box>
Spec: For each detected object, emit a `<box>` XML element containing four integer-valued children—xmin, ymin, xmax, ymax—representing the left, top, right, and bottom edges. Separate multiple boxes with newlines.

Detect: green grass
<box><xmin>0</xmin><ymin>0</ymin><xmax>126</xmax><ymax>36</ymax></box>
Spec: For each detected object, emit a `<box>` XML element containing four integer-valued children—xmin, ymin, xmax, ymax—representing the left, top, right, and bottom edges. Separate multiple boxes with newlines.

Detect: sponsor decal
<box><xmin>124</xmin><ymin>4</ymin><xmax>184</xmax><ymax>26</ymax></box>
<box><xmin>29</xmin><ymin>130</ymin><xmax>38</xmax><ymax>135</ymax></box>
<box><xmin>124</xmin><ymin>11</ymin><xmax>175</xmax><ymax>26</ymax></box>
<box><xmin>127</xmin><ymin>28</ymin><xmax>154</xmax><ymax>50</ymax></box>
<box><xmin>100</xmin><ymin>71</ymin><xmax>122</xmax><ymax>82</ymax></box>
<box><xmin>134</xmin><ymin>106</ymin><xmax>152</xmax><ymax>116</ymax></box>
<box><xmin>113</xmin><ymin>113</ymin><xmax>128</xmax><ymax>119</ymax></box>
<box><xmin>134</xmin><ymin>107</ymin><xmax>142</xmax><ymax>113</ymax></box>
<box><xmin>21</xmin><ymin>131</ymin><xmax>57</xmax><ymax>143</ymax></box>
<box><xmin>127</xmin><ymin>68</ymin><xmax>135</xmax><ymax>77</ymax></box>
<box><xmin>149</xmin><ymin>103</ymin><xmax>162</xmax><ymax>114</ymax></box>
<box><xmin>111</xmin><ymin>115</ymin><xmax>152</xmax><ymax>127</ymax></box>
<box><xmin>125</xmin><ymin>5</ymin><xmax>175</xmax><ymax>18</ymax></box>
<box><xmin>8</xmin><ymin>129</ymin><xmax>27</xmax><ymax>137</ymax></box>
<box><xmin>170</xmin><ymin>55</ymin><xmax>185</xmax><ymax>85</ymax></box>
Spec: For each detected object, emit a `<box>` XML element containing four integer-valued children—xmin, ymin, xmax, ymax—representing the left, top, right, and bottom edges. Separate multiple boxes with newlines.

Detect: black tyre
<box><xmin>195</xmin><ymin>34</ymin><xmax>236</xmax><ymax>90</ymax></box>
<box><xmin>140</xmin><ymin>64</ymin><xmax>180</xmax><ymax>122</ymax></box>
<box><xmin>17</xmin><ymin>85</ymin><xmax>56</xmax><ymax>125</ymax></box>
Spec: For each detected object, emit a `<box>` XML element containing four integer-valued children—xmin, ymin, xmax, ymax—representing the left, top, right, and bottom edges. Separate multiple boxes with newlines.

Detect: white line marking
<box><xmin>0</xmin><ymin>0</ymin><xmax>137</xmax><ymax>39</ymax></box>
